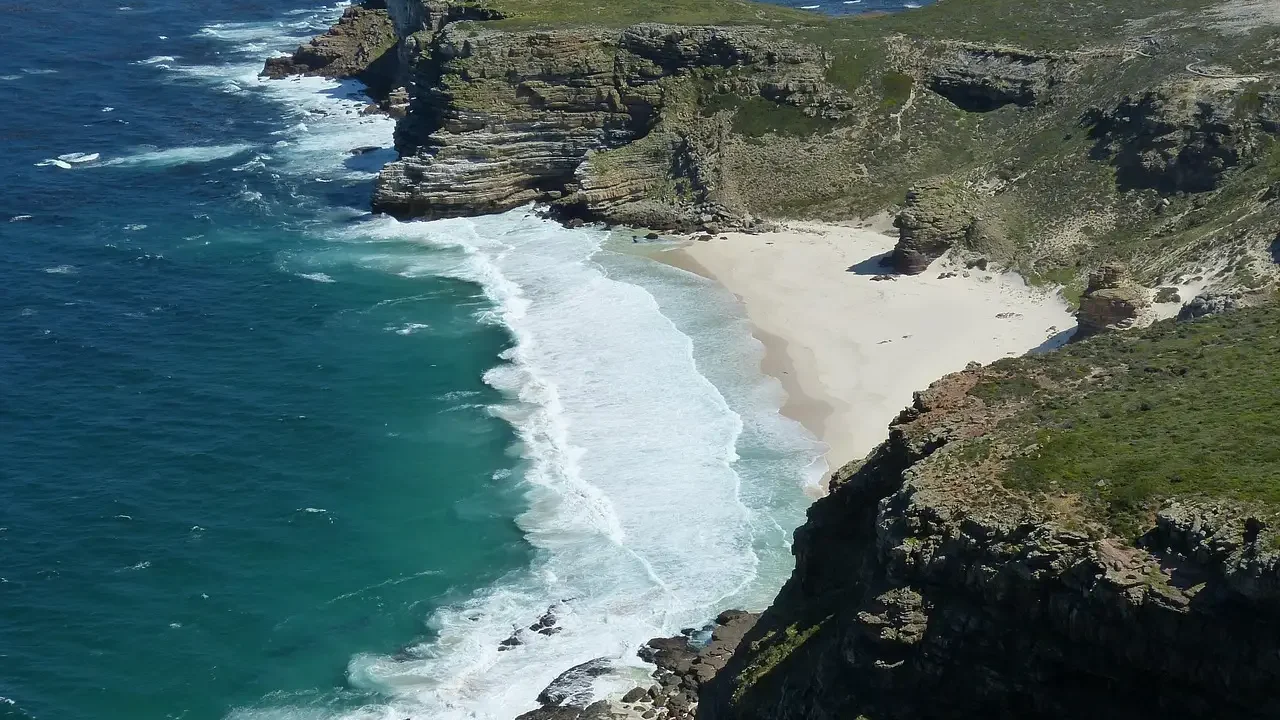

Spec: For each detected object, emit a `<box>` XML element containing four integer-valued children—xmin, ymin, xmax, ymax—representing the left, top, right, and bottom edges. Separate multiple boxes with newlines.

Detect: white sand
<box><xmin>661</xmin><ymin>221</ymin><xmax>1076</xmax><ymax>474</ymax></box>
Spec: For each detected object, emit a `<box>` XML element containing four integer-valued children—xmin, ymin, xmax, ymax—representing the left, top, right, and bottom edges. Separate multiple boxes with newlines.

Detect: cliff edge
<box><xmin>702</xmin><ymin>305</ymin><xmax>1280</xmax><ymax>719</ymax></box>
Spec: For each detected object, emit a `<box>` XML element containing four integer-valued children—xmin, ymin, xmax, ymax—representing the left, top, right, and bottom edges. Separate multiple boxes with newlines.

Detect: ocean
<box><xmin>0</xmin><ymin>2</ymin><xmax>841</xmax><ymax>719</ymax></box>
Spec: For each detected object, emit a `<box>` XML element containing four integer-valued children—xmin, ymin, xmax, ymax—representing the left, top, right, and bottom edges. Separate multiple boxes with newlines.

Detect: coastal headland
<box><xmin>263</xmin><ymin>0</ymin><xmax>1280</xmax><ymax>717</ymax></box>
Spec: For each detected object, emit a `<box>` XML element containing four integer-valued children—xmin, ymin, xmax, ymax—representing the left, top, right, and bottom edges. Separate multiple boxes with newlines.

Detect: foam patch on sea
<box><xmin>163</xmin><ymin>6</ymin><xmax>821</xmax><ymax>719</ymax></box>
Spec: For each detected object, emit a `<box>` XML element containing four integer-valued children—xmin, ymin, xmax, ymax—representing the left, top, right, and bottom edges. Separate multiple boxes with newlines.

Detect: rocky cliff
<box><xmin>262</xmin><ymin>1</ymin><xmax>401</xmax><ymax>103</ymax></box>
<box><xmin>278</xmin><ymin>0</ymin><xmax>1280</xmax><ymax>293</ymax></box>
<box><xmin>701</xmin><ymin>305</ymin><xmax>1280</xmax><ymax>719</ymax></box>
<box><xmin>370</xmin><ymin>18</ymin><xmax>844</xmax><ymax>230</ymax></box>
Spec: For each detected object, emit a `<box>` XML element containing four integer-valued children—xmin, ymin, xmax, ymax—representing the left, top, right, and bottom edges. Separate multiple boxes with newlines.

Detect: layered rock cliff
<box><xmin>701</xmin><ymin>305</ymin><xmax>1280</xmax><ymax>719</ymax></box>
<box><xmin>370</xmin><ymin>19</ymin><xmax>846</xmax><ymax>230</ymax></box>
<box><xmin>262</xmin><ymin>1</ymin><xmax>401</xmax><ymax>101</ymax></box>
<box><xmin>277</xmin><ymin>0</ymin><xmax>1280</xmax><ymax>293</ymax></box>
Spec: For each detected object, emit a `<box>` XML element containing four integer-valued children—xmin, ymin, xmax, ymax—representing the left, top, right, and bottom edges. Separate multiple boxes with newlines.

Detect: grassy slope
<box><xmin>475</xmin><ymin>0</ymin><xmax>818</xmax><ymax>28</ymax></box>
<box><xmin>966</xmin><ymin>304</ymin><xmax>1280</xmax><ymax>538</ymax></box>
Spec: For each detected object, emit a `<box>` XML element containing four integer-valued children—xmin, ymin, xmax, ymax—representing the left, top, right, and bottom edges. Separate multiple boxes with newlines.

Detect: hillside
<box><xmin>260</xmin><ymin>0</ymin><xmax>1280</xmax><ymax>717</ymax></box>
<box><xmin>702</xmin><ymin>303</ymin><xmax>1280</xmax><ymax>719</ymax></box>
<box><xmin>279</xmin><ymin>0</ymin><xmax>1280</xmax><ymax>306</ymax></box>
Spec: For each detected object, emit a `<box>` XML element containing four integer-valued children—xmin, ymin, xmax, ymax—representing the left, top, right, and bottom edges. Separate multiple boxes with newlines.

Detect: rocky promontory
<box><xmin>266</xmin><ymin>0</ymin><xmax>1280</xmax><ymax>717</ymax></box>
<box><xmin>702</xmin><ymin>305</ymin><xmax>1280</xmax><ymax>719</ymax></box>
<box><xmin>262</xmin><ymin>1</ymin><xmax>402</xmax><ymax>106</ymax></box>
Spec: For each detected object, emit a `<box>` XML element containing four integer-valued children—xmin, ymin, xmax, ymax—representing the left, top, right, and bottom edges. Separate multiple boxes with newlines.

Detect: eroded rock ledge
<box><xmin>371</xmin><ymin>20</ymin><xmax>839</xmax><ymax>230</ymax></box>
<box><xmin>698</xmin><ymin>356</ymin><xmax>1280</xmax><ymax>720</ymax></box>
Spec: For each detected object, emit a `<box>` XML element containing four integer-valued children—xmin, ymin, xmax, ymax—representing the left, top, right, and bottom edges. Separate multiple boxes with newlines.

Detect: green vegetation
<box><xmin>480</xmin><ymin>0</ymin><xmax>819</xmax><ymax>29</ymax></box>
<box><xmin>979</xmin><ymin>307</ymin><xmax>1280</xmax><ymax>537</ymax></box>
<box><xmin>880</xmin><ymin>71</ymin><xmax>914</xmax><ymax>108</ymax></box>
<box><xmin>733</xmin><ymin>619</ymin><xmax>828</xmax><ymax>702</ymax></box>
<box><xmin>727</xmin><ymin>97</ymin><xmax>839</xmax><ymax>137</ymax></box>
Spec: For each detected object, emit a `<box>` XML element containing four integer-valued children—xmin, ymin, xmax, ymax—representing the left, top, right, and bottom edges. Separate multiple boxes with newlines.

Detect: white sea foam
<box><xmin>296</xmin><ymin>272</ymin><xmax>335</xmax><ymax>283</ymax></box>
<box><xmin>101</xmin><ymin>143</ymin><xmax>257</xmax><ymax>168</ymax></box>
<box><xmin>137</xmin><ymin>55</ymin><xmax>177</xmax><ymax>65</ymax></box>
<box><xmin>187</xmin><ymin>9</ymin><xmax>815</xmax><ymax>720</ymax></box>
<box><xmin>42</xmin><ymin>265</ymin><xmax>77</xmax><ymax>275</ymax></box>
<box><xmin>300</xmin><ymin>211</ymin><xmax>765</xmax><ymax>719</ymax></box>
<box><xmin>10</xmin><ymin>215</ymin><xmax>33</xmax><ymax>222</ymax></box>
<box><xmin>390</xmin><ymin>322</ymin><xmax>429</xmax><ymax>335</ymax></box>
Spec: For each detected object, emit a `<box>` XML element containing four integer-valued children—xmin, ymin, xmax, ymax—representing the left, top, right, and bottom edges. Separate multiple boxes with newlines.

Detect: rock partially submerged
<box><xmin>261</xmin><ymin>1</ymin><xmax>400</xmax><ymax>103</ymax></box>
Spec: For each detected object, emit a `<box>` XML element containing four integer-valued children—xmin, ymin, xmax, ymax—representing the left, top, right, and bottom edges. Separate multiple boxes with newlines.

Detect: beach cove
<box><xmin>658</xmin><ymin>220</ymin><xmax>1076</xmax><ymax>474</ymax></box>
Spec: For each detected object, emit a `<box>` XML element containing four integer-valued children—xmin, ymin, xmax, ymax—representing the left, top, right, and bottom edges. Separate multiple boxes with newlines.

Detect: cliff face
<box><xmin>276</xmin><ymin>0</ymin><xmax>1280</xmax><ymax>294</ymax></box>
<box><xmin>262</xmin><ymin>2</ymin><xmax>400</xmax><ymax>99</ymax></box>
<box><xmin>371</xmin><ymin>18</ymin><xmax>840</xmax><ymax>229</ymax></box>
<box><xmin>700</xmin><ymin>306</ymin><xmax>1280</xmax><ymax>719</ymax></box>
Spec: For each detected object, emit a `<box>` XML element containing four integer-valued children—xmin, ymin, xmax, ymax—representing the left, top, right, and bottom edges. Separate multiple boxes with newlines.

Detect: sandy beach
<box><xmin>660</xmin><ymin>219</ymin><xmax>1076</xmax><ymax>474</ymax></box>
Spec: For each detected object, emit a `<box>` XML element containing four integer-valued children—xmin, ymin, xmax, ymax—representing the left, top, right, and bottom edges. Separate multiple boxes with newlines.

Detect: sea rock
<box><xmin>1177</xmin><ymin>292</ymin><xmax>1239</xmax><ymax>321</ymax></box>
<box><xmin>622</xmin><ymin>687</ymin><xmax>648</xmax><ymax>704</ymax></box>
<box><xmin>891</xmin><ymin>179</ymin><xmax>979</xmax><ymax>274</ymax></box>
<box><xmin>261</xmin><ymin>2</ymin><xmax>400</xmax><ymax>98</ymax></box>
<box><xmin>527</xmin><ymin>661</ymin><xmax>611</xmax><ymax>707</ymax></box>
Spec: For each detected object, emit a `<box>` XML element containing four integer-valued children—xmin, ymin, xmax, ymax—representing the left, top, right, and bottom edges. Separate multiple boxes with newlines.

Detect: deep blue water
<box><xmin>0</xmin><ymin>1</ymin><xmax>841</xmax><ymax>719</ymax></box>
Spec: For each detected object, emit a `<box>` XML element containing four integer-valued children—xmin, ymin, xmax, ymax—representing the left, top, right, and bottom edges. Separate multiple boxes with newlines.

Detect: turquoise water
<box><xmin>0</xmin><ymin>4</ymin><xmax>822</xmax><ymax>720</ymax></box>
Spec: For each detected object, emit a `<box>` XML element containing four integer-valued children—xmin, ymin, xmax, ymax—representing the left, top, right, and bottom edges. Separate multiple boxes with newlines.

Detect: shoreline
<box><xmin>654</xmin><ymin>220</ymin><xmax>1076</xmax><ymax>477</ymax></box>
<box><xmin>659</xmin><ymin>247</ymin><xmax>843</xmax><ymax>471</ymax></box>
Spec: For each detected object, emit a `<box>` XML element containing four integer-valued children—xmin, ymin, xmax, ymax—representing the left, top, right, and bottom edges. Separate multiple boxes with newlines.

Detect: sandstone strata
<box><xmin>1084</xmin><ymin>83</ymin><xmax>1280</xmax><ymax>193</ymax></box>
<box><xmin>926</xmin><ymin>45</ymin><xmax>1065</xmax><ymax>112</ymax></box>
<box><xmin>890</xmin><ymin>179</ymin><xmax>979</xmax><ymax>274</ymax></box>
<box><xmin>261</xmin><ymin>1</ymin><xmax>400</xmax><ymax>100</ymax></box>
<box><xmin>701</xmin><ymin>361</ymin><xmax>1280</xmax><ymax>720</ymax></box>
<box><xmin>1073</xmin><ymin>263</ymin><xmax>1150</xmax><ymax>339</ymax></box>
<box><xmin>372</xmin><ymin>19</ymin><xmax>846</xmax><ymax>229</ymax></box>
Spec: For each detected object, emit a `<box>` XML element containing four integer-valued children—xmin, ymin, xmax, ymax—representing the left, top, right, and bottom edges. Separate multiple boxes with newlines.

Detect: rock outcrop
<box><xmin>926</xmin><ymin>45</ymin><xmax>1065</xmax><ymax>112</ymax></box>
<box><xmin>1073</xmin><ymin>263</ymin><xmax>1150</xmax><ymax>339</ymax></box>
<box><xmin>700</xmin><ymin>358</ymin><xmax>1280</xmax><ymax>720</ymax></box>
<box><xmin>890</xmin><ymin>179</ymin><xmax>979</xmax><ymax>274</ymax></box>
<box><xmin>261</xmin><ymin>2</ymin><xmax>400</xmax><ymax>99</ymax></box>
<box><xmin>372</xmin><ymin>20</ymin><xmax>845</xmax><ymax>227</ymax></box>
<box><xmin>1084</xmin><ymin>84</ymin><xmax>1280</xmax><ymax>194</ymax></box>
<box><xmin>1177</xmin><ymin>291</ymin><xmax>1240</xmax><ymax>320</ymax></box>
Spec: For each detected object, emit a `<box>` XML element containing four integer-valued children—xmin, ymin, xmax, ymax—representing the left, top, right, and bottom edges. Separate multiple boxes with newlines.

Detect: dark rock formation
<box><xmin>1073</xmin><ymin>263</ymin><xmax>1150</xmax><ymax>339</ymax></box>
<box><xmin>515</xmin><ymin>659</ymin><xmax>615</xmax><ymax>720</ymax></box>
<box><xmin>619</xmin><ymin>610</ymin><xmax>760</xmax><ymax>720</ymax></box>
<box><xmin>926</xmin><ymin>45</ymin><xmax>1064</xmax><ymax>112</ymax></box>
<box><xmin>890</xmin><ymin>180</ymin><xmax>978</xmax><ymax>274</ymax></box>
<box><xmin>1084</xmin><ymin>86</ymin><xmax>1280</xmax><ymax>194</ymax></box>
<box><xmin>1177</xmin><ymin>292</ymin><xmax>1239</xmax><ymax>321</ymax></box>
<box><xmin>261</xmin><ymin>2</ymin><xmax>400</xmax><ymax>99</ymax></box>
<box><xmin>700</xmin><ymin>365</ymin><xmax>1280</xmax><ymax>720</ymax></box>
